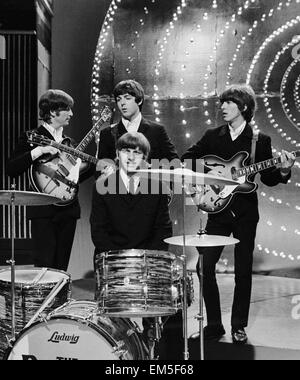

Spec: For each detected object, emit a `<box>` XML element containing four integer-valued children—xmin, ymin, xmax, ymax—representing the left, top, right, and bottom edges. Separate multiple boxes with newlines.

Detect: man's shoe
<box><xmin>231</xmin><ymin>328</ymin><xmax>248</xmax><ymax>344</ymax></box>
<box><xmin>204</xmin><ymin>325</ymin><xmax>226</xmax><ymax>341</ymax></box>
<box><xmin>189</xmin><ymin>325</ymin><xmax>226</xmax><ymax>341</ymax></box>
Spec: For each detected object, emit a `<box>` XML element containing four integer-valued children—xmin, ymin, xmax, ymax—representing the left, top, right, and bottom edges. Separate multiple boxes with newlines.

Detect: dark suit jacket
<box><xmin>6</xmin><ymin>126</ymin><xmax>93</xmax><ymax>219</ymax></box>
<box><xmin>98</xmin><ymin>117</ymin><xmax>179</xmax><ymax>163</ymax></box>
<box><xmin>182</xmin><ymin>124</ymin><xmax>291</xmax><ymax>220</ymax></box>
<box><xmin>90</xmin><ymin>171</ymin><xmax>173</xmax><ymax>254</ymax></box>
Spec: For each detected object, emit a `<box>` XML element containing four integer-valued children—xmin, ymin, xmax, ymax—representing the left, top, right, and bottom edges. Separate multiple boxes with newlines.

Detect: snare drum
<box><xmin>95</xmin><ymin>250</ymin><xmax>178</xmax><ymax>318</ymax></box>
<box><xmin>0</xmin><ymin>268</ymin><xmax>71</xmax><ymax>359</ymax></box>
<box><xmin>5</xmin><ymin>301</ymin><xmax>145</xmax><ymax>360</ymax></box>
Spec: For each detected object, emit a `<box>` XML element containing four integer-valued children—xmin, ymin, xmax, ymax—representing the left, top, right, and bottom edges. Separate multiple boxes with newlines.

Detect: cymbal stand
<box><xmin>6</xmin><ymin>186</ymin><xmax>17</xmax><ymax>341</ymax></box>
<box><xmin>196</xmin><ymin>219</ymin><xmax>206</xmax><ymax>361</ymax></box>
<box><xmin>180</xmin><ymin>163</ymin><xmax>189</xmax><ymax>361</ymax></box>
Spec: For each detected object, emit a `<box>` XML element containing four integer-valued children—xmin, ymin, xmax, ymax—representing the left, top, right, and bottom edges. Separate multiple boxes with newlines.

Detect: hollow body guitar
<box><xmin>198</xmin><ymin>150</ymin><xmax>299</xmax><ymax>214</ymax></box>
<box><xmin>28</xmin><ymin>106</ymin><xmax>112</xmax><ymax>206</ymax></box>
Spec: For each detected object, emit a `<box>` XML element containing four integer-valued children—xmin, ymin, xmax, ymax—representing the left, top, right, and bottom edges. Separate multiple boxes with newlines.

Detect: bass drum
<box><xmin>5</xmin><ymin>301</ymin><xmax>145</xmax><ymax>361</ymax></box>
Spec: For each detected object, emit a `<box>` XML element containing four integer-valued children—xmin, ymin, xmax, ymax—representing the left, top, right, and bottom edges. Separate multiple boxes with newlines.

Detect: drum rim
<box><xmin>0</xmin><ymin>267</ymin><xmax>71</xmax><ymax>286</ymax></box>
<box><xmin>98</xmin><ymin>305</ymin><xmax>178</xmax><ymax>318</ymax></box>
<box><xmin>95</xmin><ymin>249</ymin><xmax>176</xmax><ymax>261</ymax></box>
<box><xmin>4</xmin><ymin>300</ymin><xmax>145</xmax><ymax>360</ymax></box>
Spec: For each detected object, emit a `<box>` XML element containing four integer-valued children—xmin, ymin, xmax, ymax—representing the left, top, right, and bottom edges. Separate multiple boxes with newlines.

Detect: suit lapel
<box><xmin>37</xmin><ymin>125</ymin><xmax>55</xmax><ymax>141</ymax></box>
<box><xmin>138</xmin><ymin>118</ymin><xmax>150</xmax><ymax>134</ymax></box>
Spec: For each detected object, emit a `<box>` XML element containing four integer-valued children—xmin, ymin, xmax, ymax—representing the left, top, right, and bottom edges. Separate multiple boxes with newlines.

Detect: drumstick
<box><xmin>24</xmin><ymin>277</ymin><xmax>69</xmax><ymax>329</ymax></box>
<box><xmin>31</xmin><ymin>268</ymin><xmax>48</xmax><ymax>285</ymax></box>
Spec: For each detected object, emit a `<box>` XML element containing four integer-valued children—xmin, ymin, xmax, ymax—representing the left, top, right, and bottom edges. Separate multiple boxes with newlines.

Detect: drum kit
<box><xmin>0</xmin><ymin>168</ymin><xmax>239</xmax><ymax>360</ymax></box>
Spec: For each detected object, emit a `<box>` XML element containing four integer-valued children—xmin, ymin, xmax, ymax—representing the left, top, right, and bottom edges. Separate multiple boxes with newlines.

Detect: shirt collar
<box><xmin>122</xmin><ymin>113</ymin><xmax>142</xmax><ymax>132</ymax></box>
<box><xmin>228</xmin><ymin>121</ymin><xmax>247</xmax><ymax>141</ymax></box>
<box><xmin>42</xmin><ymin>122</ymin><xmax>63</xmax><ymax>142</ymax></box>
<box><xmin>120</xmin><ymin>169</ymin><xmax>140</xmax><ymax>192</ymax></box>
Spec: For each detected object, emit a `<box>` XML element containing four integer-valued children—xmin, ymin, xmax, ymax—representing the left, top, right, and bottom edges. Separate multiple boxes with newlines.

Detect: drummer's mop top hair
<box><xmin>117</xmin><ymin>132</ymin><xmax>151</xmax><ymax>160</ymax></box>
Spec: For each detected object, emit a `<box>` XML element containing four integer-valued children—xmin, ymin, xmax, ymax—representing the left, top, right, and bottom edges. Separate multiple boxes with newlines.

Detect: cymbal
<box><xmin>135</xmin><ymin>168</ymin><xmax>238</xmax><ymax>186</ymax></box>
<box><xmin>165</xmin><ymin>234</ymin><xmax>240</xmax><ymax>247</ymax></box>
<box><xmin>0</xmin><ymin>191</ymin><xmax>61</xmax><ymax>206</ymax></box>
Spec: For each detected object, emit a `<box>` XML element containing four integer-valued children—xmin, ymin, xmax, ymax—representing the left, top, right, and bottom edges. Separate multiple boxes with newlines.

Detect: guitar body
<box><xmin>29</xmin><ymin>138</ymin><xmax>80</xmax><ymax>206</ymax></box>
<box><xmin>27</xmin><ymin>106</ymin><xmax>112</xmax><ymax>206</ymax></box>
<box><xmin>200</xmin><ymin>152</ymin><xmax>257</xmax><ymax>214</ymax></box>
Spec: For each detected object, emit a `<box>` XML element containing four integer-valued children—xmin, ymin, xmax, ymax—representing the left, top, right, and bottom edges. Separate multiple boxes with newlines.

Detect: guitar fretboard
<box><xmin>76</xmin><ymin>107</ymin><xmax>111</xmax><ymax>152</ymax></box>
<box><xmin>50</xmin><ymin>141</ymin><xmax>98</xmax><ymax>165</ymax></box>
<box><xmin>237</xmin><ymin>151</ymin><xmax>299</xmax><ymax>178</ymax></box>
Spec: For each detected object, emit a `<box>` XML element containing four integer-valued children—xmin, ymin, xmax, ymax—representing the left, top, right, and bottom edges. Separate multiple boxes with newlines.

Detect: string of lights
<box><xmin>281</xmin><ymin>59</ymin><xmax>300</xmax><ymax>128</ymax></box>
<box><xmin>263</xmin><ymin>36</ymin><xmax>300</xmax><ymax>149</ymax></box>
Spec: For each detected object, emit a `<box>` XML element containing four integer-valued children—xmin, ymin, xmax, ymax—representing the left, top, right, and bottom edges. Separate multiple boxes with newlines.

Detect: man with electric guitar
<box><xmin>182</xmin><ymin>84</ymin><xmax>296</xmax><ymax>344</ymax></box>
<box><xmin>6</xmin><ymin>89</ymin><xmax>102</xmax><ymax>271</ymax></box>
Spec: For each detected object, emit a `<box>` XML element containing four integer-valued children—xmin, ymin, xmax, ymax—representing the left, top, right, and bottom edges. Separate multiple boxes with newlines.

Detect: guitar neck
<box><xmin>76</xmin><ymin>117</ymin><xmax>106</xmax><ymax>152</ymax></box>
<box><xmin>237</xmin><ymin>151</ymin><xmax>300</xmax><ymax>178</ymax></box>
<box><xmin>50</xmin><ymin>141</ymin><xmax>98</xmax><ymax>165</ymax></box>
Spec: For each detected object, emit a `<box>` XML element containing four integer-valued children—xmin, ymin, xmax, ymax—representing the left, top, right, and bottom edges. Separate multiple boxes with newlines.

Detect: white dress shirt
<box><xmin>31</xmin><ymin>122</ymin><xmax>63</xmax><ymax>161</ymax></box>
<box><xmin>229</xmin><ymin>121</ymin><xmax>247</xmax><ymax>141</ymax></box>
<box><xmin>120</xmin><ymin>169</ymin><xmax>140</xmax><ymax>194</ymax></box>
<box><xmin>122</xmin><ymin>113</ymin><xmax>142</xmax><ymax>134</ymax></box>
<box><xmin>42</xmin><ymin>122</ymin><xmax>64</xmax><ymax>143</ymax></box>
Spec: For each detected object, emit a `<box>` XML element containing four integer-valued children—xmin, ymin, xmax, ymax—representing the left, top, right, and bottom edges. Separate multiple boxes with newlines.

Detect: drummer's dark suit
<box><xmin>6</xmin><ymin>126</ymin><xmax>93</xmax><ymax>271</ymax></box>
<box><xmin>182</xmin><ymin>124</ymin><xmax>291</xmax><ymax>329</ymax></box>
<box><xmin>97</xmin><ymin>118</ymin><xmax>179</xmax><ymax>163</ymax></box>
<box><xmin>90</xmin><ymin>171</ymin><xmax>172</xmax><ymax>254</ymax></box>
<box><xmin>90</xmin><ymin>170</ymin><xmax>185</xmax><ymax>360</ymax></box>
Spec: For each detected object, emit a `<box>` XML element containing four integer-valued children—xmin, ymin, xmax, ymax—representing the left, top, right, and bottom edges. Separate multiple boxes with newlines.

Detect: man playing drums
<box><xmin>90</xmin><ymin>132</ymin><xmax>183</xmax><ymax>359</ymax></box>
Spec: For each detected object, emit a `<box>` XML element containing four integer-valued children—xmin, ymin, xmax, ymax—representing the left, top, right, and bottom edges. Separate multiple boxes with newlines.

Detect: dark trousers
<box><xmin>31</xmin><ymin>215</ymin><xmax>77</xmax><ymax>272</ymax></box>
<box><xmin>197</xmin><ymin>212</ymin><xmax>258</xmax><ymax>329</ymax></box>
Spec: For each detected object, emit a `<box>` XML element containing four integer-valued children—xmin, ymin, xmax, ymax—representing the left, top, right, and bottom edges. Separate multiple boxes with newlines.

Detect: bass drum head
<box><xmin>5</xmin><ymin>301</ymin><xmax>145</xmax><ymax>361</ymax></box>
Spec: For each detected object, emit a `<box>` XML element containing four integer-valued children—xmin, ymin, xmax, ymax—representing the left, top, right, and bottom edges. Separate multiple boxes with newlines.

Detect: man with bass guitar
<box><xmin>182</xmin><ymin>84</ymin><xmax>296</xmax><ymax>344</ymax></box>
<box><xmin>6</xmin><ymin>89</ymin><xmax>95</xmax><ymax>271</ymax></box>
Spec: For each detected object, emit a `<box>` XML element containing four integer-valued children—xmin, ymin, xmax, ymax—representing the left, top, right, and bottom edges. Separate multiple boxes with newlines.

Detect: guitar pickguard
<box><xmin>30</xmin><ymin>150</ymin><xmax>80</xmax><ymax>205</ymax></box>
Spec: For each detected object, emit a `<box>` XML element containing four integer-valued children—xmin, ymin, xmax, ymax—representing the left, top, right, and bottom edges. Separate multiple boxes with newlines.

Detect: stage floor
<box><xmin>73</xmin><ymin>273</ymin><xmax>300</xmax><ymax>359</ymax></box>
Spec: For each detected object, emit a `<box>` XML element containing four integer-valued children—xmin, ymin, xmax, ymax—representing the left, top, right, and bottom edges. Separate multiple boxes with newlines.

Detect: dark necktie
<box><xmin>128</xmin><ymin>176</ymin><xmax>135</xmax><ymax>195</ymax></box>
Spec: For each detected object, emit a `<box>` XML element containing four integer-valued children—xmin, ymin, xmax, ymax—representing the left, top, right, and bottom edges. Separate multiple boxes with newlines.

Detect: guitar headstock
<box><xmin>100</xmin><ymin>105</ymin><xmax>112</xmax><ymax>123</ymax></box>
<box><xmin>26</xmin><ymin>131</ymin><xmax>52</xmax><ymax>147</ymax></box>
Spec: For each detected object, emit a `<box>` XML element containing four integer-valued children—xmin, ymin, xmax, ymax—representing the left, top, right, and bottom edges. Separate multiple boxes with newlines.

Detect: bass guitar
<box><xmin>196</xmin><ymin>150</ymin><xmax>299</xmax><ymax>214</ymax></box>
<box><xmin>27</xmin><ymin>106</ymin><xmax>112</xmax><ymax>205</ymax></box>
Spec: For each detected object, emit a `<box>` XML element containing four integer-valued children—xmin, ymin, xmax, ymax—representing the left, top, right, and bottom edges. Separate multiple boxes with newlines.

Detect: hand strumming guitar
<box><xmin>31</xmin><ymin>146</ymin><xmax>60</xmax><ymax>161</ymax></box>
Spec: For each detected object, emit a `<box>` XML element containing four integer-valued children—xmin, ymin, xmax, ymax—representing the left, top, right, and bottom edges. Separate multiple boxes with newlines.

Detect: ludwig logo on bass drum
<box><xmin>48</xmin><ymin>331</ymin><xmax>80</xmax><ymax>344</ymax></box>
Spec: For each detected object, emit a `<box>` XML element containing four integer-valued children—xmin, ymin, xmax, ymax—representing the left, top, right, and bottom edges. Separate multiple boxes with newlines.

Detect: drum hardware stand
<box><xmin>179</xmin><ymin>163</ymin><xmax>190</xmax><ymax>361</ymax></box>
<box><xmin>24</xmin><ymin>277</ymin><xmax>69</xmax><ymax>329</ymax></box>
<box><xmin>147</xmin><ymin>317</ymin><xmax>162</xmax><ymax>360</ymax></box>
<box><xmin>196</xmin><ymin>218</ymin><xmax>206</xmax><ymax>361</ymax></box>
<box><xmin>5</xmin><ymin>184</ymin><xmax>17</xmax><ymax>341</ymax></box>
<box><xmin>192</xmin><ymin>215</ymin><xmax>208</xmax><ymax>361</ymax></box>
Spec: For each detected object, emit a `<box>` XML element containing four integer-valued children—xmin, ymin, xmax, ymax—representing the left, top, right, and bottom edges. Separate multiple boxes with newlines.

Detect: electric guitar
<box><xmin>27</xmin><ymin>106</ymin><xmax>112</xmax><ymax>205</ymax></box>
<box><xmin>196</xmin><ymin>150</ymin><xmax>299</xmax><ymax>214</ymax></box>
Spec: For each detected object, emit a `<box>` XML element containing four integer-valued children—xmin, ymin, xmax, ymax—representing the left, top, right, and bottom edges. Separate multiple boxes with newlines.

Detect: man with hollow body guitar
<box><xmin>6</xmin><ymin>89</ymin><xmax>94</xmax><ymax>271</ymax></box>
<box><xmin>182</xmin><ymin>84</ymin><xmax>295</xmax><ymax>344</ymax></box>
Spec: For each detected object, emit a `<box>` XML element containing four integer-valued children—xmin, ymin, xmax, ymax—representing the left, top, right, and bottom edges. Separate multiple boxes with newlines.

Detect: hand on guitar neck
<box><xmin>280</xmin><ymin>150</ymin><xmax>296</xmax><ymax>176</ymax></box>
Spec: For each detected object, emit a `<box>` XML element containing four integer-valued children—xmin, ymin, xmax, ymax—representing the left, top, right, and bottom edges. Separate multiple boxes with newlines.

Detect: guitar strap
<box><xmin>250</xmin><ymin>128</ymin><xmax>259</xmax><ymax>164</ymax></box>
